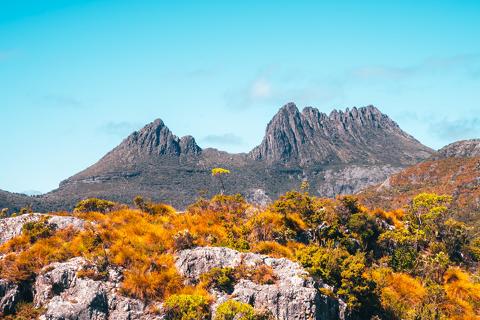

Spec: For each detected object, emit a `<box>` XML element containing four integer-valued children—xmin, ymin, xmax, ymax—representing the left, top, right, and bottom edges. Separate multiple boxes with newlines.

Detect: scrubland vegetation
<box><xmin>1</xmin><ymin>191</ymin><xmax>479</xmax><ymax>319</ymax></box>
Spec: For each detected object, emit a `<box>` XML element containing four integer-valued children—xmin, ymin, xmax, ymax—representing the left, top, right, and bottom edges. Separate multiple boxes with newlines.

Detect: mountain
<box><xmin>249</xmin><ymin>103</ymin><xmax>431</xmax><ymax>165</ymax></box>
<box><xmin>1</xmin><ymin>103</ymin><xmax>434</xmax><ymax>212</ymax></box>
<box><xmin>359</xmin><ymin>139</ymin><xmax>480</xmax><ymax>228</ymax></box>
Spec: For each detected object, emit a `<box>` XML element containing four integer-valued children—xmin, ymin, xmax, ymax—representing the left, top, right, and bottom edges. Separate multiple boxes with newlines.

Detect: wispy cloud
<box><xmin>250</xmin><ymin>77</ymin><xmax>272</xmax><ymax>99</ymax></box>
<box><xmin>351</xmin><ymin>53</ymin><xmax>480</xmax><ymax>81</ymax></box>
<box><xmin>225</xmin><ymin>68</ymin><xmax>344</xmax><ymax>109</ymax></box>
<box><xmin>200</xmin><ymin>133</ymin><xmax>244</xmax><ymax>146</ymax></box>
<box><xmin>429</xmin><ymin>117</ymin><xmax>480</xmax><ymax>141</ymax></box>
<box><xmin>98</xmin><ymin>121</ymin><xmax>142</xmax><ymax>137</ymax></box>
<box><xmin>40</xmin><ymin>94</ymin><xmax>83</xmax><ymax>109</ymax></box>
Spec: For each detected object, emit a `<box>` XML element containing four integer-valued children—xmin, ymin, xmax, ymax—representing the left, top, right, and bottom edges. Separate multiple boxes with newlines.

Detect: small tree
<box><xmin>211</xmin><ymin>167</ymin><xmax>230</xmax><ymax>195</ymax></box>
<box><xmin>74</xmin><ymin>198</ymin><xmax>116</xmax><ymax>213</ymax></box>
<box><xmin>0</xmin><ymin>208</ymin><xmax>8</xmax><ymax>218</ymax></box>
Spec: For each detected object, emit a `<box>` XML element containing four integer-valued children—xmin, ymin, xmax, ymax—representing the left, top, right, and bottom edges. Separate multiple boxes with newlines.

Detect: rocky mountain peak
<box><xmin>107</xmin><ymin>119</ymin><xmax>202</xmax><ymax>160</ymax></box>
<box><xmin>249</xmin><ymin>103</ymin><xmax>433</xmax><ymax>165</ymax></box>
<box><xmin>433</xmin><ymin>139</ymin><xmax>480</xmax><ymax>159</ymax></box>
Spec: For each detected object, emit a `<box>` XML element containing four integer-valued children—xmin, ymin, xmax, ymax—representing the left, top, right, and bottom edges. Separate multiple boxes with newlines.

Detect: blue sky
<box><xmin>1</xmin><ymin>0</ymin><xmax>479</xmax><ymax>193</ymax></box>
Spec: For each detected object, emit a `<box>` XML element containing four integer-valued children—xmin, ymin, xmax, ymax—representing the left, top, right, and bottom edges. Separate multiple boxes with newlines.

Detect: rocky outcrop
<box><xmin>244</xmin><ymin>188</ymin><xmax>272</xmax><ymax>208</ymax></box>
<box><xmin>175</xmin><ymin>247</ymin><xmax>344</xmax><ymax>320</ymax></box>
<box><xmin>0</xmin><ymin>213</ymin><xmax>85</xmax><ymax>245</ymax></box>
<box><xmin>1</xmin><ymin>246</ymin><xmax>345</xmax><ymax>319</ymax></box>
<box><xmin>0</xmin><ymin>280</ymin><xmax>26</xmax><ymax>315</ymax></box>
<box><xmin>318</xmin><ymin>164</ymin><xmax>401</xmax><ymax>197</ymax></box>
<box><xmin>34</xmin><ymin>258</ymin><xmax>153</xmax><ymax>320</ymax></box>
<box><xmin>433</xmin><ymin>139</ymin><xmax>480</xmax><ymax>159</ymax></box>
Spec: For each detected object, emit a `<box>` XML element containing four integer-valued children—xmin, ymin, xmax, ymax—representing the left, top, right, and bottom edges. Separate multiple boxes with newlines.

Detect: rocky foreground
<box><xmin>0</xmin><ymin>214</ymin><xmax>345</xmax><ymax>319</ymax></box>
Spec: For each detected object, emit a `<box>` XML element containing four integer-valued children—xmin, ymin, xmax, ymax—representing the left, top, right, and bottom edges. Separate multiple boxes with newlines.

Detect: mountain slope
<box><xmin>1</xmin><ymin>103</ymin><xmax>434</xmax><ymax>211</ymax></box>
<box><xmin>359</xmin><ymin>139</ymin><xmax>480</xmax><ymax>227</ymax></box>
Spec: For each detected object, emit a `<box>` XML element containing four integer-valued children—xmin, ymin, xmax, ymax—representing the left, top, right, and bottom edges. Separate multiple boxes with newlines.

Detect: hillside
<box><xmin>1</xmin><ymin>103</ymin><xmax>433</xmax><ymax>212</ymax></box>
<box><xmin>359</xmin><ymin>139</ymin><xmax>480</xmax><ymax>227</ymax></box>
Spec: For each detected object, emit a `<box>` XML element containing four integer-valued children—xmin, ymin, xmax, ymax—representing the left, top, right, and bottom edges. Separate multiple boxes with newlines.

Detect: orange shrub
<box><xmin>250</xmin><ymin>241</ymin><xmax>293</xmax><ymax>259</ymax></box>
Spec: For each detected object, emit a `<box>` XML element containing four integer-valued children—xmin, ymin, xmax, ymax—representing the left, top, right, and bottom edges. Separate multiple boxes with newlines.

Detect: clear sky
<box><xmin>1</xmin><ymin>0</ymin><xmax>479</xmax><ymax>193</ymax></box>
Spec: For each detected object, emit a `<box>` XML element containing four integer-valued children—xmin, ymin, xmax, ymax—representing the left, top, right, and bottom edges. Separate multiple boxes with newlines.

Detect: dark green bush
<box><xmin>74</xmin><ymin>198</ymin><xmax>116</xmax><ymax>213</ymax></box>
<box><xmin>22</xmin><ymin>216</ymin><xmax>55</xmax><ymax>243</ymax></box>
<box><xmin>200</xmin><ymin>267</ymin><xmax>236</xmax><ymax>292</ymax></box>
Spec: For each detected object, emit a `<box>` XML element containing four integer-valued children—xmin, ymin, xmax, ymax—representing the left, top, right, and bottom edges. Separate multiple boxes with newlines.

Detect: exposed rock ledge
<box><xmin>0</xmin><ymin>213</ymin><xmax>85</xmax><ymax>245</ymax></box>
<box><xmin>176</xmin><ymin>247</ymin><xmax>345</xmax><ymax>320</ymax></box>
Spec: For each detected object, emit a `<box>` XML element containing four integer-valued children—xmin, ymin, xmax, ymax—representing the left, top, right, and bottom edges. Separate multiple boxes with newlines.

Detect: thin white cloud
<box><xmin>40</xmin><ymin>94</ymin><xmax>83</xmax><ymax>109</ymax></box>
<box><xmin>225</xmin><ymin>68</ymin><xmax>344</xmax><ymax>109</ymax></box>
<box><xmin>351</xmin><ymin>53</ymin><xmax>480</xmax><ymax>81</ymax></box>
<box><xmin>429</xmin><ymin>117</ymin><xmax>480</xmax><ymax>141</ymax></box>
<box><xmin>99</xmin><ymin>121</ymin><xmax>142</xmax><ymax>137</ymax></box>
<box><xmin>201</xmin><ymin>133</ymin><xmax>244</xmax><ymax>146</ymax></box>
<box><xmin>250</xmin><ymin>77</ymin><xmax>272</xmax><ymax>99</ymax></box>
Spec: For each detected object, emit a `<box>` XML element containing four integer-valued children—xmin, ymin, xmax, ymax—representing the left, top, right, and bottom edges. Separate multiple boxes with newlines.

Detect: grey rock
<box><xmin>244</xmin><ymin>188</ymin><xmax>271</xmax><ymax>208</ymax></box>
<box><xmin>175</xmin><ymin>247</ymin><xmax>343</xmax><ymax>320</ymax></box>
<box><xmin>34</xmin><ymin>258</ymin><xmax>149</xmax><ymax>320</ymax></box>
<box><xmin>0</xmin><ymin>279</ymin><xmax>23</xmax><ymax>315</ymax></box>
<box><xmin>249</xmin><ymin>103</ymin><xmax>432</xmax><ymax>166</ymax></box>
<box><xmin>318</xmin><ymin>164</ymin><xmax>402</xmax><ymax>197</ymax></box>
<box><xmin>433</xmin><ymin>139</ymin><xmax>480</xmax><ymax>159</ymax></box>
<box><xmin>0</xmin><ymin>213</ymin><xmax>85</xmax><ymax>245</ymax></box>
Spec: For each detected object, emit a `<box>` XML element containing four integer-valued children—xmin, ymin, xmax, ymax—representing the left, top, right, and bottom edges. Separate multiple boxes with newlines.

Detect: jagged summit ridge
<box><xmin>112</xmin><ymin>118</ymin><xmax>201</xmax><ymax>158</ymax></box>
<box><xmin>249</xmin><ymin>103</ymin><xmax>432</xmax><ymax>165</ymax></box>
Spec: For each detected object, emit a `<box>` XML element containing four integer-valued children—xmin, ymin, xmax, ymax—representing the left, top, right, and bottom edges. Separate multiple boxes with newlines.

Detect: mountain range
<box><xmin>1</xmin><ymin>103</ymin><xmax>435</xmax><ymax>212</ymax></box>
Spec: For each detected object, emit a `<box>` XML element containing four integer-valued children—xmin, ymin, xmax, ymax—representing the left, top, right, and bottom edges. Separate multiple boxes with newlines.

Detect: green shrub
<box><xmin>200</xmin><ymin>267</ymin><xmax>236</xmax><ymax>292</ymax></box>
<box><xmin>133</xmin><ymin>196</ymin><xmax>175</xmax><ymax>215</ymax></box>
<box><xmin>0</xmin><ymin>208</ymin><xmax>8</xmax><ymax>218</ymax></box>
<box><xmin>163</xmin><ymin>294</ymin><xmax>210</xmax><ymax>320</ymax></box>
<box><xmin>22</xmin><ymin>216</ymin><xmax>55</xmax><ymax>243</ymax></box>
<box><xmin>296</xmin><ymin>245</ymin><xmax>349</xmax><ymax>288</ymax></box>
<box><xmin>74</xmin><ymin>198</ymin><xmax>116</xmax><ymax>213</ymax></box>
<box><xmin>214</xmin><ymin>300</ymin><xmax>256</xmax><ymax>320</ymax></box>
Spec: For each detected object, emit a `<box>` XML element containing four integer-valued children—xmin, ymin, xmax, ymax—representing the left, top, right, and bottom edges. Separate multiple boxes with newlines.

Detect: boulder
<box><xmin>0</xmin><ymin>213</ymin><xmax>85</xmax><ymax>245</ymax></box>
<box><xmin>175</xmin><ymin>246</ymin><xmax>344</xmax><ymax>320</ymax></box>
<box><xmin>0</xmin><ymin>279</ymin><xmax>22</xmax><ymax>315</ymax></box>
<box><xmin>33</xmin><ymin>257</ymin><xmax>153</xmax><ymax>320</ymax></box>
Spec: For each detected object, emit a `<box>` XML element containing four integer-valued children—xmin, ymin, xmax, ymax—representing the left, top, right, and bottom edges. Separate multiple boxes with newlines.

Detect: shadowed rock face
<box><xmin>0</xmin><ymin>103</ymin><xmax>434</xmax><ymax>211</ymax></box>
